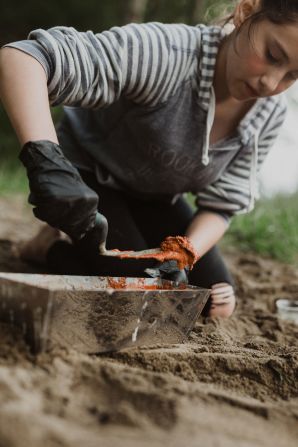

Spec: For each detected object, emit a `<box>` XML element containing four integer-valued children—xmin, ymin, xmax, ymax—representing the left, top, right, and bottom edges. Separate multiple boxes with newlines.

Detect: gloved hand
<box><xmin>145</xmin><ymin>260</ymin><xmax>189</xmax><ymax>286</ymax></box>
<box><xmin>19</xmin><ymin>140</ymin><xmax>108</xmax><ymax>249</ymax></box>
<box><xmin>76</xmin><ymin>211</ymin><xmax>108</xmax><ymax>255</ymax></box>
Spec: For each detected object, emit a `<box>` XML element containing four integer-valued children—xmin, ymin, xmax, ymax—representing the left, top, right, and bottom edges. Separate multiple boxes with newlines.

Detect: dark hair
<box><xmin>222</xmin><ymin>1</ymin><xmax>298</xmax><ymax>30</ymax></box>
<box><xmin>241</xmin><ymin>1</ymin><xmax>298</xmax><ymax>43</ymax></box>
<box><xmin>249</xmin><ymin>0</ymin><xmax>298</xmax><ymax>25</ymax></box>
<box><xmin>218</xmin><ymin>1</ymin><xmax>298</xmax><ymax>47</ymax></box>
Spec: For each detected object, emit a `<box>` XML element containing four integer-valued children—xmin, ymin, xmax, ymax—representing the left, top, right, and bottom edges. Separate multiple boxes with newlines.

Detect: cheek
<box><xmin>276</xmin><ymin>80</ymin><xmax>295</xmax><ymax>94</ymax></box>
<box><xmin>244</xmin><ymin>54</ymin><xmax>265</xmax><ymax>76</ymax></box>
<box><xmin>228</xmin><ymin>49</ymin><xmax>265</xmax><ymax>79</ymax></box>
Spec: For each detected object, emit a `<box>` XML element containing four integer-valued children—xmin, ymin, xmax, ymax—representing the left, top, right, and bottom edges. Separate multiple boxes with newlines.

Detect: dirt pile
<box><xmin>0</xmin><ymin>197</ymin><xmax>297</xmax><ymax>447</ymax></box>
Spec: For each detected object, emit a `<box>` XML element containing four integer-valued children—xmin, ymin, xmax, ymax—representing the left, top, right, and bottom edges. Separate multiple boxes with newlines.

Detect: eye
<box><xmin>266</xmin><ymin>49</ymin><xmax>279</xmax><ymax>65</ymax></box>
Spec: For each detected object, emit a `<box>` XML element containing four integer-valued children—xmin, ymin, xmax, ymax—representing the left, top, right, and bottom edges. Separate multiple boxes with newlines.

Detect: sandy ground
<box><xmin>0</xmin><ymin>196</ymin><xmax>297</xmax><ymax>447</ymax></box>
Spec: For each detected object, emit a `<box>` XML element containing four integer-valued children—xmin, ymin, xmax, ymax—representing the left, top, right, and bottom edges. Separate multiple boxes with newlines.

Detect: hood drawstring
<box><xmin>248</xmin><ymin>130</ymin><xmax>260</xmax><ymax>212</ymax></box>
<box><xmin>201</xmin><ymin>87</ymin><xmax>216</xmax><ymax>166</ymax></box>
<box><xmin>201</xmin><ymin>86</ymin><xmax>260</xmax><ymax>213</ymax></box>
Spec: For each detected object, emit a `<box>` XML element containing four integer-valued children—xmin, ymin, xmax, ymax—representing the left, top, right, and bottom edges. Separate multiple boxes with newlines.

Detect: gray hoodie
<box><xmin>6</xmin><ymin>22</ymin><xmax>287</xmax><ymax>218</ymax></box>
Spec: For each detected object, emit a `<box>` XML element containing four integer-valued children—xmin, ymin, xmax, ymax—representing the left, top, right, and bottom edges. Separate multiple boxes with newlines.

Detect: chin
<box><xmin>230</xmin><ymin>90</ymin><xmax>247</xmax><ymax>101</ymax></box>
<box><xmin>232</xmin><ymin>93</ymin><xmax>246</xmax><ymax>101</ymax></box>
<box><xmin>227</xmin><ymin>83</ymin><xmax>244</xmax><ymax>101</ymax></box>
<box><xmin>240</xmin><ymin>95</ymin><xmax>255</xmax><ymax>102</ymax></box>
<box><xmin>230</xmin><ymin>85</ymin><xmax>255</xmax><ymax>101</ymax></box>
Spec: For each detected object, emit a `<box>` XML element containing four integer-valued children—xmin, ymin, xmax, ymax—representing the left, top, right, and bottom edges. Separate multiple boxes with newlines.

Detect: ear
<box><xmin>233</xmin><ymin>0</ymin><xmax>261</xmax><ymax>28</ymax></box>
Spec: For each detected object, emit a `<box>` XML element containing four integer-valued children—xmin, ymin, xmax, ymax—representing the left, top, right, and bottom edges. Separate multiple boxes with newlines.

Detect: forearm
<box><xmin>185</xmin><ymin>210</ymin><xmax>229</xmax><ymax>258</ymax></box>
<box><xmin>0</xmin><ymin>48</ymin><xmax>57</xmax><ymax>146</ymax></box>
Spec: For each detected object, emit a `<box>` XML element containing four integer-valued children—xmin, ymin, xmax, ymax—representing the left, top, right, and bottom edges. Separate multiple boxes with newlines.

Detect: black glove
<box><xmin>145</xmin><ymin>260</ymin><xmax>189</xmax><ymax>285</ymax></box>
<box><xmin>76</xmin><ymin>211</ymin><xmax>108</xmax><ymax>255</ymax></box>
<box><xmin>19</xmin><ymin>140</ymin><xmax>107</xmax><ymax>245</ymax></box>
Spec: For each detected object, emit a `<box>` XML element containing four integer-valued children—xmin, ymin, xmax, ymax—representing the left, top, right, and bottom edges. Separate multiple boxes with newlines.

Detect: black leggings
<box><xmin>47</xmin><ymin>170</ymin><xmax>234</xmax><ymax>289</ymax></box>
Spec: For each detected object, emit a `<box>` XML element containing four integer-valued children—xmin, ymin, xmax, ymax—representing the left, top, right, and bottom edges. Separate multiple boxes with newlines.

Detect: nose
<box><xmin>259</xmin><ymin>70</ymin><xmax>283</xmax><ymax>95</ymax></box>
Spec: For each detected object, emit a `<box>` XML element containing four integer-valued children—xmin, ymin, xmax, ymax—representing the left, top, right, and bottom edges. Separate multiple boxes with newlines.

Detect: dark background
<box><xmin>0</xmin><ymin>0</ymin><xmax>231</xmax><ymax>194</ymax></box>
<box><xmin>0</xmin><ymin>0</ymin><xmax>230</xmax><ymax>45</ymax></box>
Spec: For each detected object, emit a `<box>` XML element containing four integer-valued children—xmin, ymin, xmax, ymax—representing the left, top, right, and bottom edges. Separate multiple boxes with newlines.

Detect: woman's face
<box><xmin>225</xmin><ymin>18</ymin><xmax>298</xmax><ymax>101</ymax></box>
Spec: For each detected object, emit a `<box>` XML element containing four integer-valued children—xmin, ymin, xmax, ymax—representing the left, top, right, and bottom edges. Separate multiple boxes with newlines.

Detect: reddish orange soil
<box><xmin>119</xmin><ymin>236</ymin><xmax>199</xmax><ymax>270</ymax></box>
<box><xmin>107</xmin><ymin>277</ymin><xmax>187</xmax><ymax>290</ymax></box>
<box><xmin>107</xmin><ymin>277</ymin><xmax>127</xmax><ymax>289</ymax></box>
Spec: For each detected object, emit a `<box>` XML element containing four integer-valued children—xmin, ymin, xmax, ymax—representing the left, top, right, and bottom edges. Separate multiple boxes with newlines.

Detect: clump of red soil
<box><xmin>159</xmin><ymin>236</ymin><xmax>199</xmax><ymax>270</ymax></box>
<box><xmin>119</xmin><ymin>236</ymin><xmax>199</xmax><ymax>270</ymax></box>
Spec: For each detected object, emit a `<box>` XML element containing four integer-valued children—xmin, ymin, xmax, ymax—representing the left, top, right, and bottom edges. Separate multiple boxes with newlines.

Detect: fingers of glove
<box><xmin>158</xmin><ymin>260</ymin><xmax>180</xmax><ymax>274</ymax></box>
<box><xmin>76</xmin><ymin>212</ymin><xmax>108</xmax><ymax>255</ymax></box>
<box><xmin>145</xmin><ymin>261</ymin><xmax>178</xmax><ymax>277</ymax></box>
<box><xmin>33</xmin><ymin>197</ymin><xmax>99</xmax><ymax>240</ymax></box>
<box><xmin>145</xmin><ymin>268</ymin><xmax>188</xmax><ymax>285</ymax></box>
<box><xmin>32</xmin><ymin>195</ymin><xmax>95</xmax><ymax>223</ymax></box>
<box><xmin>171</xmin><ymin>269</ymin><xmax>189</xmax><ymax>285</ymax></box>
<box><xmin>28</xmin><ymin>171</ymin><xmax>96</xmax><ymax>201</ymax></box>
<box><xmin>144</xmin><ymin>261</ymin><xmax>179</xmax><ymax>278</ymax></box>
<box><xmin>145</xmin><ymin>260</ymin><xmax>188</xmax><ymax>283</ymax></box>
<box><xmin>160</xmin><ymin>267</ymin><xmax>188</xmax><ymax>285</ymax></box>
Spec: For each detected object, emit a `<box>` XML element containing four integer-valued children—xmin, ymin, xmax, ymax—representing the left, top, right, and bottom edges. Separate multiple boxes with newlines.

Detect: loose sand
<box><xmin>0</xmin><ymin>196</ymin><xmax>297</xmax><ymax>447</ymax></box>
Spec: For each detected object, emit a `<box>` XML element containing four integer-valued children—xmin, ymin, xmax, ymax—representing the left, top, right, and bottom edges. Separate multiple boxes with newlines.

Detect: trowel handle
<box><xmin>100</xmin><ymin>248</ymin><xmax>162</xmax><ymax>258</ymax></box>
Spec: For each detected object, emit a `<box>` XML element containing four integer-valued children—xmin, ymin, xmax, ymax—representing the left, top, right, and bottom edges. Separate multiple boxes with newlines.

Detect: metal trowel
<box><xmin>100</xmin><ymin>247</ymin><xmax>163</xmax><ymax>258</ymax></box>
<box><xmin>0</xmin><ymin>273</ymin><xmax>210</xmax><ymax>354</ymax></box>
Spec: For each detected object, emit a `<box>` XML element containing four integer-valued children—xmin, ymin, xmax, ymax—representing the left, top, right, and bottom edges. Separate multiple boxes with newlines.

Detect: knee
<box><xmin>207</xmin><ymin>282</ymin><xmax>236</xmax><ymax>318</ymax></box>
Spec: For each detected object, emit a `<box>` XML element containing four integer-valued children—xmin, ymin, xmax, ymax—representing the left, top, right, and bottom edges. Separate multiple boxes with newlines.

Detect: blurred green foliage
<box><xmin>188</xmin><ymin>191</ymin><xmax>298</xmax><ymax>265</ymax></box>
<box><xmin>0</xmin><ymin>106</ymin><xmax>62</xmax><ymax>194</ymax></box>
<box><xmin>224</xmin><ymin>195</ymin><xmax>298</xmax><ymax>265</ymax></box>
<box><xmin>0</xmin><ymin>100</ymin><xmax>26</xmax><ymax>192</ymax></box>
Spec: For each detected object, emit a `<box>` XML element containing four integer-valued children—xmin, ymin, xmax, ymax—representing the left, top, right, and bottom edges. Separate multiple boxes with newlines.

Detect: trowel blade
<box><xmin>0</xmin><ymin>273</ymin><xmax>210</xmax><ymax>354</ymax></box>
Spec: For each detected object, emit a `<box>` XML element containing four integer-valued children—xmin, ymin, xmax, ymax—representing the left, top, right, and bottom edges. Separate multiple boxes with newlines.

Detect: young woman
<box><xmin>0</xmin><ymin>0</ymin><xmax>297</xmax><ymax>318</ymax></box>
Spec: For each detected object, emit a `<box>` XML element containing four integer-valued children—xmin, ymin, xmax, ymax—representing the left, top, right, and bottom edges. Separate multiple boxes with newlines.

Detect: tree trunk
<box><xmin>122</xmin><ymin>0</ymin><xmax>148</xmax><ymax>23</ymax></box>
<box><xmin>189</xmin><ymin>0</ymin><xmax>206</xmax><ymax>24</ymax></box>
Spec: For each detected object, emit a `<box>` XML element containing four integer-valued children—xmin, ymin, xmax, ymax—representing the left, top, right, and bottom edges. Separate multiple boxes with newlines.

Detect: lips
<box><xmin>245</xmin><ymin>82</ymin><xmax>259</xmax><ymax>97</ymax></box>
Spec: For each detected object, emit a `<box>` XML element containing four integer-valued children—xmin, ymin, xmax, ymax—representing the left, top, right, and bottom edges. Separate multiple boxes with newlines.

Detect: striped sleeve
<box><xmin>195</xmin><ymin>98</ymin><xmax>287</xmax><ymax>218</ymax></box>
<box><xmin>5</xmin><ymin>23</ymin><xmax>200</xmax><ymax>108</ymax></box>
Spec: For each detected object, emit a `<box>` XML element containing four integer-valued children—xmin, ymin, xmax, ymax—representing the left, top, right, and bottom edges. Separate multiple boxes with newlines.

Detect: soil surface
<box><xmin>0</xmin><ymin>196</ymin><xmax>297</xmax><ymax>447</ymax></box>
